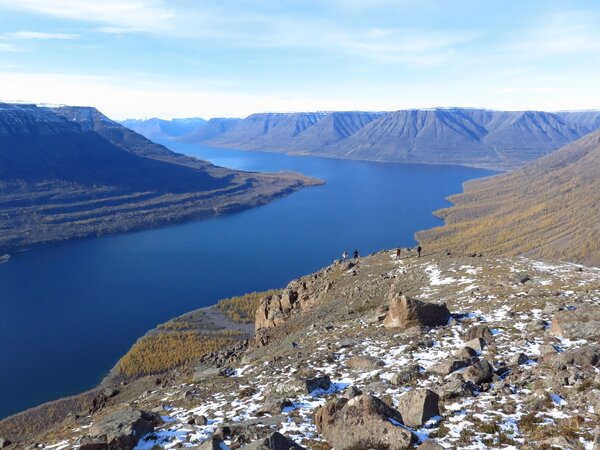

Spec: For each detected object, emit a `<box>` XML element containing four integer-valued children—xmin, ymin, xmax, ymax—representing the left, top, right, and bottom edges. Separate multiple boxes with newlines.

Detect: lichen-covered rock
<box><xmin>241</xmin><ymin>432</ymin><xmax>305</xmax><ymax>449</ymax></box>
<box><xmin>383</xmin><ymin>293</ymin><xmax>450</xmax><ymax>329</ymax></box>
<box><xmin>87</xmin><ymin>409</ymin><xmax>161</xmax><ymax>450</ymax></box>
<box><xmin>396</xmin><ymin>388</ymin><xmax>440</xmax><ymax>428</ymax></box>
<box><xmin>551</xmin><ymin>306</ymin><xmax>600</xmax><ymax>340</ymax></box>
<box><xmin>314</xmin><ymin>394</ymin><xmax>416</xmax><ymax>449</ymax></box>
<box><xmin>463</xmin><ymin>360</ymin><xmax>494</xmax><ymax>385</ymax></box>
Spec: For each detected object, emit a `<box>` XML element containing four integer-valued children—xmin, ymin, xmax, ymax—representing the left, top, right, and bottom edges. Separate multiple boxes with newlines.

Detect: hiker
<box><xmin>396</xmin><ymin>248</ymin><xmax>401</xmax><ymax>258</ymax></box>
<box><xmin>353</xmin><ymin>249</ymin><xmax>359</xmax><ymax>259</ymax></box>
<box><xmin>342</xmin><ymin>251</ymin><xmax>348</xmax><ymax>261</ymax></box>
<box><xmin>417</xmin><ymin>245</ymin><xmax>422</xmax><ymax>258</ymax></box>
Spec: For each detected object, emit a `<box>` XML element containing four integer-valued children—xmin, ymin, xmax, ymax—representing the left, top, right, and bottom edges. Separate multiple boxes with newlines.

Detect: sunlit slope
<box><xmin>417</xmin><ymin>129</ymin><xmax>600</xmax><ymax>266</ymax></box>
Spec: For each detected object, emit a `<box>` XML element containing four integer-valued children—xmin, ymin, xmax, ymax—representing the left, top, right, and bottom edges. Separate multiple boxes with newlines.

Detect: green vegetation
<box><xmin>217</xmin><ymin>289</ymin><xmax>281</xmax><ymax>323</ymax></box>
<box><xmin>417</xmin><ymin>130</ymin><xmax>600</xmax><ymax>266</ymax></box>
<box><xmin>115</xmin><ymin>330</ymin><xmax>242</xmax><ymax>378</ymax></box>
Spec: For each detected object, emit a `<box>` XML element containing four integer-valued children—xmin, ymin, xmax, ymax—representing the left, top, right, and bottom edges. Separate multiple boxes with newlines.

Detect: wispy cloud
<box><xmin>0</xmin><ymin>43</ymin><xmax>18</xmax><ymax>52</ymax></box>
<box><xmin>0</xmin><ymin>0</ymin><xmax>174</xmax><ymax>33</ymax></box>
<box><xmin>3</xmin><ymin>31</ymin><xmax>79</xmax><ymax>40</ymax></box>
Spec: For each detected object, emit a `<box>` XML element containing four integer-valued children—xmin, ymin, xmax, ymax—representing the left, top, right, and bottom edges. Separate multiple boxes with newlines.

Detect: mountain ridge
<box><xmin>172</xmin><ymin>108</ymin><xmax>600</xmax><ymax>170</ymax></box>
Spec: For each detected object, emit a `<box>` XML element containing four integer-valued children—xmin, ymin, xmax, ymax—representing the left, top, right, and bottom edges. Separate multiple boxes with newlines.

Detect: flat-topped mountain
<box><xmin>3</xmin><ymin>250</ymin><xmax>599</xmax><ymax>449</ymax></box>
<box><xmin>181</xmin><ymin>108</ymin><xmax>600</xmax><ymax>170</ymax></box>
<box><xmin>0</xmin><ymin>103</ymin><xmax>319</xmax><ymax>254</ymax></box>
<box><xmin>120</xmin><ymin>117</ymin><xmax>207</xmax><ymax>141</ymax></box>
<box><xmin>417</xmin><ymin>128</ymin><xmax>600</xmax><ymax>266</ymax></box>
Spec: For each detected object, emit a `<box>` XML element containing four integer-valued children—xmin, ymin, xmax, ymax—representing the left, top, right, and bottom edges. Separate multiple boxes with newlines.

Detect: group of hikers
<box><xmin>341</xmin><ymin>245</ymin><xmax>422</xmax><ymax>262</ymax></box>
<box><xmin>341</xmin><ymin>250</ymin><xmax>359</xmax><ymax>260</ymax></box>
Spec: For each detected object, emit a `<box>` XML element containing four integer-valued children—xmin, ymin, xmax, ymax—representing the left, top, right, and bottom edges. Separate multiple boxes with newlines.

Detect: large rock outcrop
<box><xmin>86</xmin><ymin>409</ymin><xmax>161</xmax><ymax>450</ymax></box>
<box><xmin>551</xmin><ymin>306</ymin><xmax>600</xmax><ymax>340</ymax></box>
<box><xmin>314</xmin><ymin>394</ymin><xmax>416</xmax><ymax>449</ymax></box>
<box><xmin>383</xmin><ymin>293</ymin><xmax>451</xmax><ymax>329</ymax></box>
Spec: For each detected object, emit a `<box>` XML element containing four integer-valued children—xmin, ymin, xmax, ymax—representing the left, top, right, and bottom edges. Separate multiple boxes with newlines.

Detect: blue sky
<box><xmin>0</xmin><ymin>0</ymin><xmax>599</xmax><ymax>119</ymax></box>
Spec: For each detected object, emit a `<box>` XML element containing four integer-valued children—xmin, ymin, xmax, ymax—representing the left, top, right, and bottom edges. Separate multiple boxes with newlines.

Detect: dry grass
<box><xmin>217</xmin><ymin>289</ymin><xmax>281</xmax><ymax>323</ymax></box>
<box><xmin>417</xmin><ymin>130</ymin><xmax>600</xmax><ymax>266</ymax></box>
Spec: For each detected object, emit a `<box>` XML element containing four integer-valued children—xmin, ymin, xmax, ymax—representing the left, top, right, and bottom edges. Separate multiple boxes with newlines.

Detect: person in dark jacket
<box><xmin>417</xmin><ymin>245</ymin><xmax>422</xmax><ymax>258</ymax></box>
<box><xmin>353</xmin><ymin>249</ymin><xmax>359</xmax><ymax>259</ymax></box>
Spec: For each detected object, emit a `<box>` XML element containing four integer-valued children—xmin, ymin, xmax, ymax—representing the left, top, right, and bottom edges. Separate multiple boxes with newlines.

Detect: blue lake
<box><xmin>0</xmin><ymin>143</ymin><xmax>493</xmax><ymax>418</ymax></box>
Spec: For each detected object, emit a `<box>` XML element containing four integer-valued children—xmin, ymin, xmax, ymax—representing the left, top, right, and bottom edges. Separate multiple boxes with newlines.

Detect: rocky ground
<box><xmin>3</xmin><ymin>249</ymin><xmax>600</xmax><ymax>449</ymax></box>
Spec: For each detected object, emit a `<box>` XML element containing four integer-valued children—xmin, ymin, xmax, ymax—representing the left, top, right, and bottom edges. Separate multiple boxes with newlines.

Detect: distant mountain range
<box><xmin>0</xmin><ymin>103</ymin><xmax>318</xmax><ymax>254</ymax></box>
<box><xmin>417</xmin><ymin>127</ymin><xmax>600</xmax><ymax>266</ymax></box>
<box><xmin>127</xmin><ymin>109</ymin><xmax>600</xmax><ymax>170</ymax></box>
<box><xmin>120</xmin><ymin>117</ymin><xmax>207</xmax><ymax>141</ymax></box>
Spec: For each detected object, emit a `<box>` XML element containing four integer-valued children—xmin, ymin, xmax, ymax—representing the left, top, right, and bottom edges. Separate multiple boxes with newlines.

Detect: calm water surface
<box><xmin>0</xmin><ymin>143</ymin><xmax>493</xmax><ymax>418</ymax></box>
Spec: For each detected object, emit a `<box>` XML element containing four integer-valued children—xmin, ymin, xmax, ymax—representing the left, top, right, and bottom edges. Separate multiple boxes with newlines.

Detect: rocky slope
<box><xmin>0</xmin><ymin>103</ymin><xmax>320</xmax><ymax>254</ymax></box>
<box><xmin>182</xmin><ymin>109</ymin><xmax>600</xmax><ymax>170</ymax></box>
<box><xmin>417</xmin><ymin>128</ymin><xmax>600</xmax><ymax>267</ymax></box>
<box><xmin>4</xmin><ymin>249</ymin><xmax>600</xmax><ymax>449</ymax></box>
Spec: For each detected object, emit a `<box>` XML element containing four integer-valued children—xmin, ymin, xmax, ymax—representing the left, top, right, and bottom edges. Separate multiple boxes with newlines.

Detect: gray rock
<box><xmin>463</xmin><ymin>360</ymin><xmax>494</xmax><ymax>385</ymax></box>
<box><xmin>190</xmin><ymin>437</ymin><xmax>228</xmax><ymax>449</ymax></box>
<box><xmin>0</xmin><ymin>438</ymin><xmax>11</xmax><ymax>449</ymax></box>
<box><xmin>454</xmin><ymin>347</ymin><xmax>477</xmax><ymax>359</ymax></box>
<box><xmin>418</xmin><ymin>440</ymin><xmax>445</xmax><ymax>450</ymax></box>
<box><xmin>389</xmin><ymin>364</ymin><xmax>422</xmax><ymax>386</ymax></box>
<box><xmin>383</xmin><ymin>292</ymin><xmax>450</xmax><ymax>329</ymax></box>
<box><xmin>593</xmin><ymin>428</ymin><xmax>600</xmax><ymax>450</ymax></box>
<box><xmin>396</xmin><ymin>388</ymin><xmax>440</xmax><ymax>428</ymax></box>
<box><xmin>241</xmin><ymin>432</ymin><xmax>305</xmax><ymax>450</ymax></box>
<box><xmin>256</xmin><ymin>399</ymin><xmax>294</xmax><ymax>416</ymax></box>
<box><xmin>463</xmin><ymin>325</ymin><xmax>494</xmax><ymax>343</ymax></box>
<box><xmin>304</xmin><ymin>375</ymin><xmax>331</xmax><ymax>393</ymax></box>
<box><xmin>192</xmin><ymin>367</ymin><xmax>222</xmax><ymax>383</ymax></box>
<box><xmin>341</xmin><ymin>385</ymin><xmax>363</xmax><ymax>399</ymax></box>
<box><xmin>78</xmin><ymin>437</ymin><xmax>108</xmax><ymax>450</ymax></box>
<box><xmin>464</xmin><ymin>337</ymin><xmax>486</xmax><ymax>352</ymax></box>
<box><xmin>314</xmin><ymin>394</ymin><xmax>416</xmax><ymax>449</ymax></box>
<box><xmin>87</xmin><ymin>409</ymin><xmax>162</xmax><ymax>450</ymax></box>
<box><xmin>540</xmin><ymin>343</ymin><xmax>559</xmax><ymax>356</ymax></box>
<box><xmin>508</xmin><ymin>352</ymin><xmax>529</xmax><ymax>366</ymax></box>
<box><xmin>551</xmin><ymin>306</ymin><xmax>600</xmax><ymax>340</ymax></box>
<box><xmin>346</xmin><ymin>355</ymin><xmax>384</xmax><ymax>370</ymax></box>
<box><xmin>428</xmin><ymin>356</ymin><xmax>478</xmax><ymax>376</ymax></box>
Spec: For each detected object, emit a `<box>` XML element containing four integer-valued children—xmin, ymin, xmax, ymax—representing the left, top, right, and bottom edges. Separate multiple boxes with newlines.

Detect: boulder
<box><xmin>552</xmin><ymin>346</ymin><xmax>600</xmax><ymax>367</ymax></box>
<box><xmin>266</xmin><ymin>375</ymin><xmax>331</xmax><ymax>397</ymax></box>
<box><xmin>465</xmin><ymin>337</ymin><xmax>486</xmax><ymax>352</ymax></box>
<box><xmin>508</xmin><ymin>352</ymin><xmax>529</xmax><ymax>366</ymax></box>
<box><xmin>454</xmin><ymin>347</ymin><xmax>477</xmax><ymax>359</ymax></box>
<box><xmin>463</xmin><ymin>325</ymin><xmax>494</xmax><ymax>343</ymax></box>
<box><xmin>418</xmin><ymin>440</ymin><xmax>445</xmax><ymax>450</ymax></box>
<box><xmin>389</xmin><ymin>364</ymin><xmax>422</xmax><ymax>386</ymax></box>
<box><xmin>551</xmin><ymin>306</ymin><xmax>600</xmax><ymax>340</ymax></box>
<box><xmin>241</xmin><ymin>432</ymin><xmax>305</xmax><ymax>449</ymax></box>
<box><xmin>0</xmin><ymin>439</ymin><xmax>11</xmax><ymax>449</ymax></box>
<box><xmin>383</xmin><ymin>293</ymin><xmax>450</xmax><ymax>329</ymax></box>
<box><xmin>314</xmin><ymin>394</ymin><xmax>416</xmax><ymax>449</ymax></box>
<box><xmin>255</xmin><ymin>291</ymin><xmax>299</xmax><ymax>330</ymax></box>
<box><xmin>189</xmin><ymin>437</ymin><xmax>229</xmax><ymax>449</ymax></box>
<box><xmin>346</xmin><ymin>355</ymin><xmax>384</xmax><ymax>370</ymax></box>
<box><xmin>396</xmin><ymin>389</ymin><xmax>440</xmax><ymax>428</ymax></box>
<box><xmin>463</xmin><ymin>360</ymin><xmax>493</xmax><ymax>385</ymax></box>
<box><xmin>593</xmin><ymin>429</ymin><xmax>600</xmax><ymax>450</ymax></box>
<box><xmin>438</xmin><ymin>379</ymin><xmax>477</xmax><ymax>400</ymax></box>
<box><xmin>428</xmin><ymin>356</ymin><xmax>479</xmax><ymax>376</ymax></box>
<box><xmin>87</xmin><ymin>409</ymin><xmax>161</xmax><ymax>450</ymax></box>
<box><xmin>256</xmin><ymin>399</ymin><xmax>294</xmax><ymax>416</ymax></box>
<box><xmin>192</xmin><ymin>367</ymin><xmax>222</xmax><ymax>383</ymax></box>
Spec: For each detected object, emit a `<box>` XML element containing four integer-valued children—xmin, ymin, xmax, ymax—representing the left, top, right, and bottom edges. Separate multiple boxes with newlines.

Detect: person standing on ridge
<box><xmin>396</xmin><ymin>248</ymin><xmax>401</xmax><ymax>258</ymax></box>
<box><xmin>417</xmin><ymin>245</ymin><xmax>422</xmax><ymax>258</ymax></box>
<box><xmin>353</xmin><ymin>249</ymin><xmax>359</xmax><ymax>259</ymax></box>
<box><xmin>342</xmin><ymin>251</ymin><xmax>348</xmax><ymax>261</ymax></box>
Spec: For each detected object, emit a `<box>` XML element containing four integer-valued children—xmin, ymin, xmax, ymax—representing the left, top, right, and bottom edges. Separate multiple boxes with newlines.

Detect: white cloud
<box><xmin>0</xmin><ymin>43</ymin><xmax>18</xmax><ymax>52</ymax></box>
<box><xmin>3</xmin><ymin>31</ymin><xmax>79</xmax><ymax>40</ymax></box>
<box><xmin>0</xmin><ymin>0</ymin><xmax>174</xmax><ymax>33</ymax></box>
